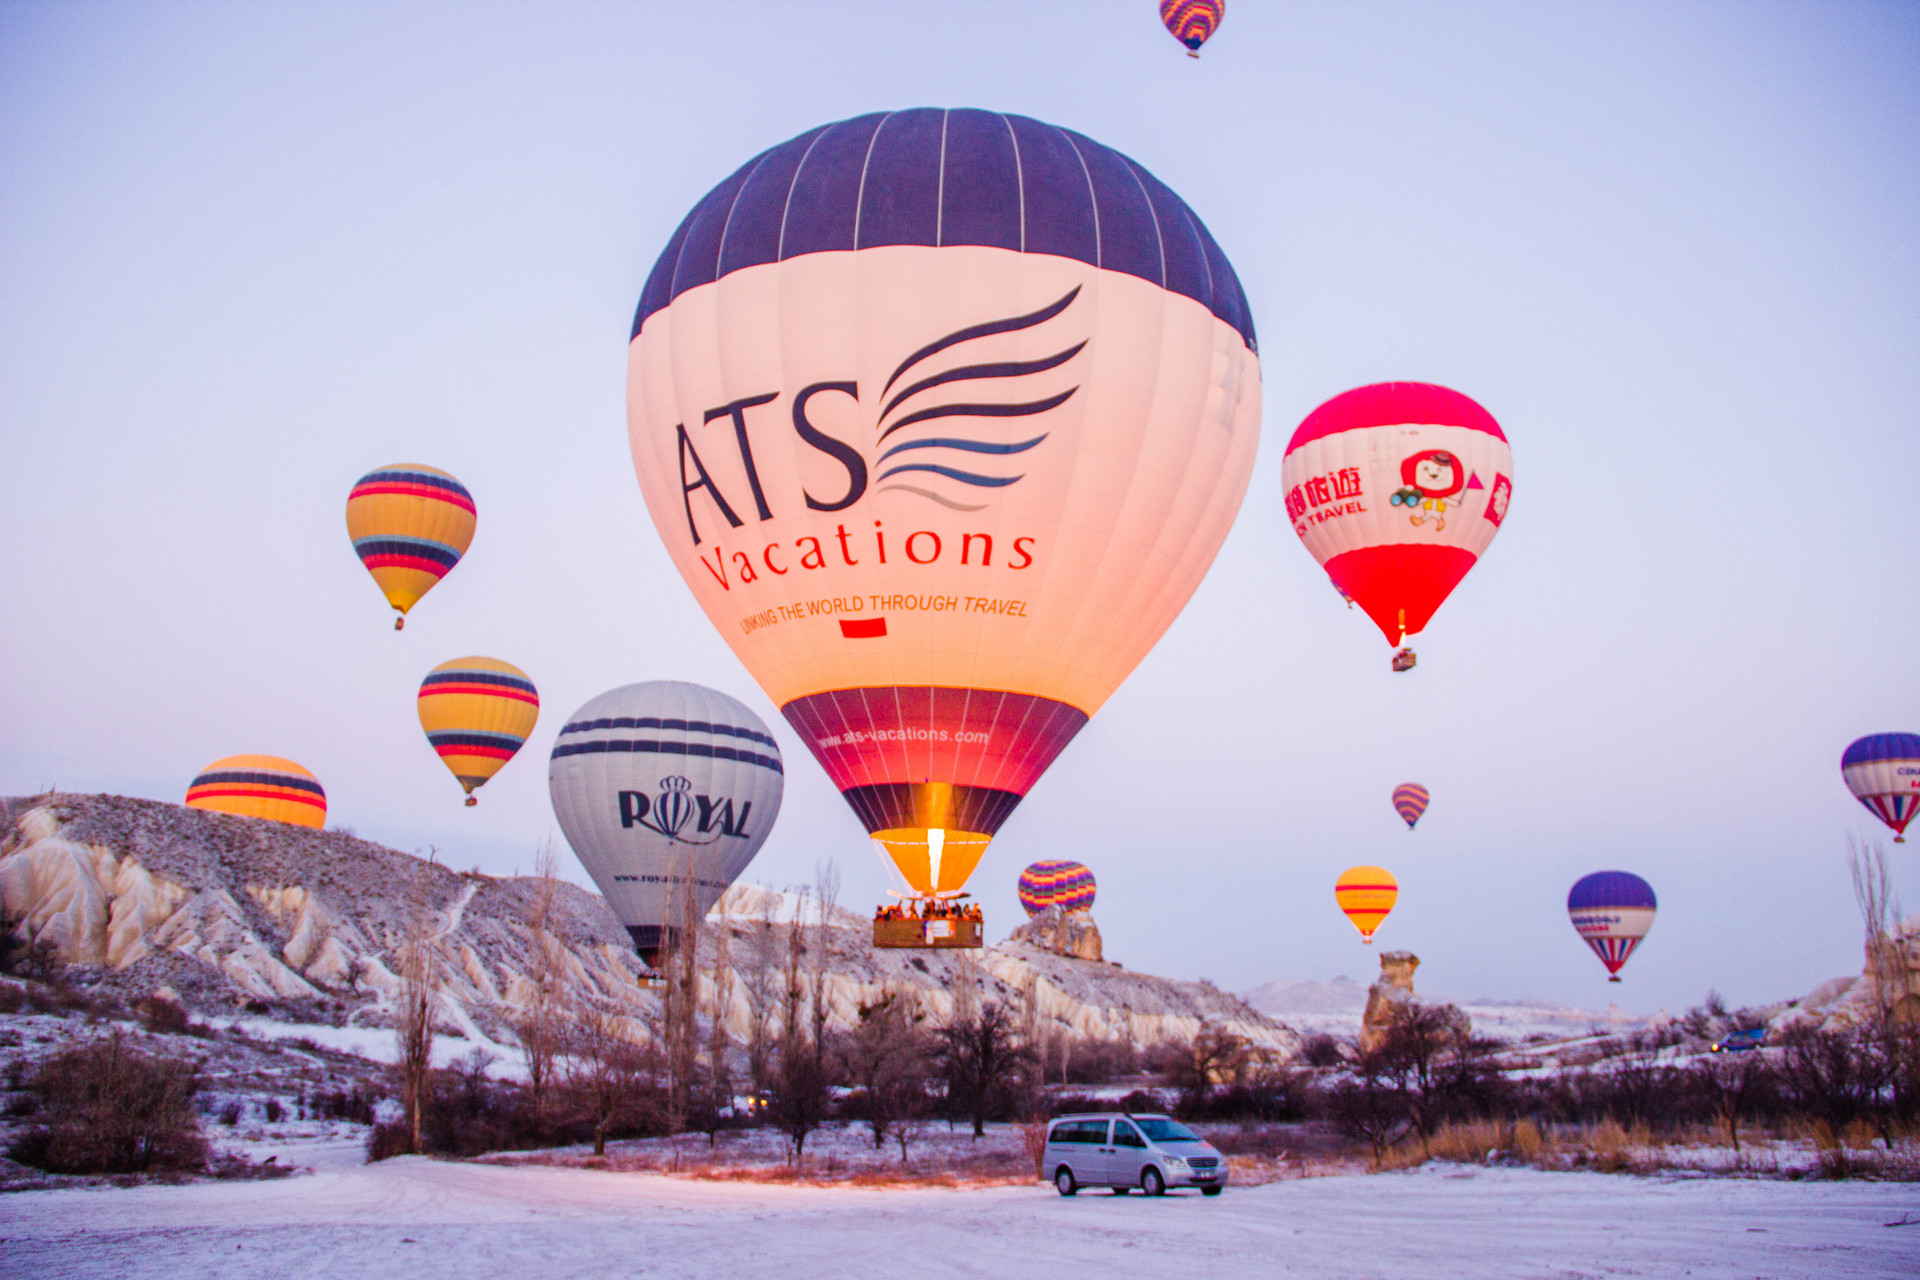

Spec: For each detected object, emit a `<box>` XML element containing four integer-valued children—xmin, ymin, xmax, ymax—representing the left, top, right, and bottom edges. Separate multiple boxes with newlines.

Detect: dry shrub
<box><xmin>1427</xmin><ymin>1119</ymin><xmax>1507</xmax><ymax>1165</ymax></box>
<box><xmin>1015</xmin><ymin>1119</ymin><xmax>1050</xmax><ymax>1181</ymax></box>
<box><xmin>1843</xmin><ymin>1118</ymin><xmax>1878</xmax><ymax>1151</ymax></box>
<box><xmin>1588</xmin><ymin>1118</ymin><xmax>1631</xmax><ymax>1173</ymax></box>
<box><xmin>8</xmin><ymin>1031</ymin><xmax>207</xmax><ymax>1175</ymax></box>
<box><xmin>1512</xmin><ymin>1119</ymin><xmax>1548</xmax><ymax>1165</ymax></box>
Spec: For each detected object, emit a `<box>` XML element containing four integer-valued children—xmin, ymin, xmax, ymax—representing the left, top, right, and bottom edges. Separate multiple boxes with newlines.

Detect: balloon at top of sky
<box><xmin>345</xmin><ymin>464</ymin><xmax>476</xmax><ymax>630</ymax></box>
<box><xmin>1335</xmin><ymin>865</ymin><xmax>1398</xmax><ymax>943</ymax></box>
<box><xmin>416</xmin><ymin>657</ymin><xmax>538</xmax><ymax>805</ymax></box>
<box><xmin>1841</xmin><ymin>732</ymin><xmax>1920</xmax><ymax>843</ymax></box>
<box><xmin>185</xmin><ymin>754</ymin><xmax>326</xmax><ymax>829</ymax></box>
<box><xmin>1281</xmin><ymin>383</ymin><xmax>1513</xmax><ymax>649</ymax></box>
<box><xmin>1018</xmin><ymin>860</ymin><xmax>1097</xmax><ymax>916</ymax></box>
<box><xmin>624</xmin><ymin>109</ymin><xmax>1260</xmax><ymax>903</ymax></box>
<box><xmin>548</xmin><ymin>681</ymin><xmax>784</xmax><ymax>966</ymax></box>
<box><xmin>1567</xmin><ymin>870</ymin><xmax>1656</xmax><ymax>981</ymax></box>
<box><xmin>1393</xmin><ymin>782</ymin><xmax>1430</xmax><ymax>830</ymax></box>
<box><xmin>1160</xmin><ymin>0</ymin><xmax>1223</xmax><ymax>56</ymax></box>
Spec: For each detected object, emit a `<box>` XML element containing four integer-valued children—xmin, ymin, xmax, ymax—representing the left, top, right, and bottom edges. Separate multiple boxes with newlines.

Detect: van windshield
<box><xmin>1136</xmin><ymin>1119</ymin><xmax>1200</xmax><ymax>1143</ymax></box>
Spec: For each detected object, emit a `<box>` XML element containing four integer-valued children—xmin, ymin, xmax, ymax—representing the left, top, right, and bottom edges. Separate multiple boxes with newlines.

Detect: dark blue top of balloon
<box><xmin>1568</xmin><ymin>871</ymin><xmax>1656</xmax><ymax>912</ymax></box>
<box><xmin>632</xmin><ymin>108</ymin><xmax>1256</xmax><ymax>352</ymax></box>
<box><xmin>1842</xmin><ymin>732</ymin><xmax>1920</xmax><ymax>768</ymax></box>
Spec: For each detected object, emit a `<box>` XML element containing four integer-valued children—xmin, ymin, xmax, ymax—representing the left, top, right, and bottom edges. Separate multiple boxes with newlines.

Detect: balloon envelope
<box><xmin>1392</xmin><ymin>782</ymin><xmax>1430</xmax><ymax>829</ymax></box>
<box><xmin>1842</xmin><ymin>732</ymin><xmax>1920</xmax><ymax>842</ymax></box>
<box><xmin>417</xmin><ymin>657</ymin><xmax>538</xmax><ymax>799</ymax></box>
<box><xmin>1018</xmin><ymin>859</ymin><xmax>1097</xmax><ymax>916</ymax></box>
<box><xmin>548</xmin><ymin>682</ymin><xmax>784</xmax><ymax>962</ymax></box>
<box><xmin>1282</xmin><ymin>383</ymin><xmax>1512</xmax><ymax>647</ymax></box>
<box><xmin>1567</xmin><ymin>870</ymin><xmax>1656</xmax><ymax>976</ymax></box>
<box><xmin>626</xmin><ymin>109</ymin><xmax>1260</xmax><ymax>899</ymax></box>
<box><xmin>1335</xmin><ymin>865</ymin><xmax>1398</xmax><ymax>941</ymax></box>
<box><xmin>186</xmin><ymin>754</ymin><xmax>326</xmax><ymax>828</ymax></box>
<box><xmin>346</xmin><ymin>465</ymin><xmax>475</xmax><ymax>626</ymax></box>
<box><xmin>1160</xmin><ymin>0</ymin><xmax>1224</xmax><ymax>53</ymax></box>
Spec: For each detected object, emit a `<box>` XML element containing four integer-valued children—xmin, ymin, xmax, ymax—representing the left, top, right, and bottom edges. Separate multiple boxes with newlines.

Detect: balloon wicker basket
<box><xmin>873</xmin><ymin>914</ymin><xmax>983</xmax><ymax>950</ymax></box>
<box><xmin>1391</xmin><ymin>647</ymin><xmax>1417</xmax><ymax>673</ymax></box>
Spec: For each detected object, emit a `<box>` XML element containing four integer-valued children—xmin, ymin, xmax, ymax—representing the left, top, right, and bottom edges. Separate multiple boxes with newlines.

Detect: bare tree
<box><xmin>765</xmin><ymin>880</ymin><xmax>833</xmax><ymax>1162</ymax></box>
<box><xmin>1168</xmin><ymin>1021</ymin><xmax>1250</xmax><ymax>1117</ymax></box>
<box><xmin>657</xmin><ymin>858</ymin><xmax>702</xmax><ymax>1131</ymax></box>
<box><xmin>1690</xmin><ymin>1050</ymin><xmax>1773</xmax><ymax>1152</ymax></box>
<box><xmin>395</xmin><ymin>850</ymin><xmax>443</xmax><ymax>1154</ymax></box>
<box><xmin>699</xmin><ymin>902</ymin><xmax>738</xmax><ymax>1140</ymax></box>
<box><xmin>565</xmin><ymin>999</ymin><xmax>653</xmax><ymax>1156</ymax></box>
<box><xmin>808</xmin><ymin>861</ymin><xmax>841</xmax><ymax>1063</ymax></box>
<box><xmin>936</xmin><ymin>987</ymin><xmax>1035</xmax><ymax>1138</ymax></box>
<box><xmin>844</xmin><ymin>986</ymin><xmax>930</xmax><ymax>1149</ymax></box>
<box><xmin>516</xmin><ymin>837</ymin><xmax>567</xmax><ymax>1112</ymax></box>
<box><xmin>740</xmin><ymin>889</ymin><xmax>780</xmax><ymax>1099</ymax></box>
<box><xmin>1849</xmin><ymin>838</ymin><xmax>1916</xmax><ymax>1139</ymax></box>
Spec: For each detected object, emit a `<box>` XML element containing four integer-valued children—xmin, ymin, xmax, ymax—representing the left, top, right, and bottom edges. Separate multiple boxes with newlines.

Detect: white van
<box><xmin>1043</xmin><ymin>1113</ymin><xmax>1227</xmax><ymax>1196</ymax></box>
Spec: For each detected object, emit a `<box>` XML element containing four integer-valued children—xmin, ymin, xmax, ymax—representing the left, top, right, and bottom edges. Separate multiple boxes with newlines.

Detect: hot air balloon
<box><xmin>1018</xmin><ymin>860</ymin><xmax>1097</xmax><ymax>916</ymax></box>
<box><xmin>1160</xmin><ymin>0</ymin><xmax>1224</xmax><ymax>56</ymax></box>
<box><xmin>1282</xmin><ymin>384</ymin><xmax>1512</xmax><ymax>671</ymax></box>
<box><xmin>1392</xmin><ymin>783</ymin><xmax>1430</xmax><ymax>830</ymax></box>
<box><xmin>185</xmin><ymin>755</ymin><xmax>326</xmax><ymax>828</ymax></box>
<box><xmin>417</xmin><ymin>657</ymin><xmax>538</xmax><ymax>805</ymax></box>
<box><xmin>624</xmin><ymin>110</ymin><xmax>1259</xmax><ymax>938</ymax></box>
<box><xmin>1335</xmin><ymin>865</ymin><xmax>1397</xmax><ymax>943</ymax></box>
<box><xmin>346</xmin><ymin>464</ymin><xmax>476</xmax><ymax>630</ymax></box>
<box><xmin>1567</xmin><ymin>871</ymin><xmax>1656</xmax><ymax>982</ymax></box>
<box><xmin>1842</xmin><ymin>732</ymin><xmax>1920</xmax><ymax>843</ymax></box>
<box><xmin>549</xmin><ymin>682</ymin><xmax>784</xmax><ymax>966</ymax></box>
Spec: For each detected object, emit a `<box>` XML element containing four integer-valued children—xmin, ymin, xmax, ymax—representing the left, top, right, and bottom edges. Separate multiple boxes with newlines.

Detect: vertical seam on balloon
<box><xmin>1120</xmin><ymin>158</ymin><xmax>1167</xmax><ymax>287</ymax></box>
<box><xmin>1059</xmin><ymin>130</ymin><xmax>1101</xmax><ymax>268</ymax></box>
<box><xmin>715</xmin><ymin>150</ymin><xmax>775</xmax><ymax>280</ymax></box>
<box><xmin>853</xmin><ymin>112</ymin><xmax>895</xmax><ymax>251</ymax></box>
<box><xmin>935</xmin><ymin>109</ymin><xmax>949</xmax><ymax>248</ymax></box>
<box><xmin>778</xmin><ymin>126</ymin><xmax>832</xmax><ymax>262</ymax></box>
<box><xmin>1175</xmin><ymin>201</ymin><xmax>1215</xmax><ymax>306</ymax></box>
<box><xmin>1001</xmin><ymin>114</ymin><xmax>1025</xmax><ymax>253</ymax></box>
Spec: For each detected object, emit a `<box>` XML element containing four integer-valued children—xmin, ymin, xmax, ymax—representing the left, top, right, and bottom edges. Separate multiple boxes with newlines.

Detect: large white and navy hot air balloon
<box><xmin>548</xmin><ymin>682</ymin><xmax>784</xmax><ymax>965</ymax></box>
<box><xmin>1567</xmin><ymin>871</ymin><xmax>1656</xmax><ymax>982</ymax></box>
<box><xmin>1841</xmin><ymin>733</ymin><xmax>1920</xmax><ymax>843</ymax></box>
<box><xmin>624</xmin><ymin>109</ymin><xmax>1260</xmax><ymax>906</ymax></box>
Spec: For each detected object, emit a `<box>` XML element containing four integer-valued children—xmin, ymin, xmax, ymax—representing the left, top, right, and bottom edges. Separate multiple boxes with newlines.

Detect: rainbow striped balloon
<box><xmin>1335</xmin><ymin>865</ymin><xmax>1398</xmax><ymax>943</ymax></box>
<box><xmin>1018</xmin><ymin>860</ymin><xmax>1097</xmax><ymax>916</ymax></box>
<box><xmin>186</xmin><ymin>755</ymin><xmax>327</xmax><ymax>828</ymax></box>
<box><xmin>1160</xmin><ymin>0</ymin><xmax>1224</xmax><ymax>55</ymax></box>
<box><xmin>1392</xmin><ymin>782</ymin><xmax>1430</xmax><ymax>830</ymax></box>
<box><xmin>417</xmin><ymin>656</ymin><xmax>539</xmax><ymax>804</ymax></box>
<box><xmin>346</xmin><ymin>464</ymin><xmax>476</xmax><ymax>630</ymax></box>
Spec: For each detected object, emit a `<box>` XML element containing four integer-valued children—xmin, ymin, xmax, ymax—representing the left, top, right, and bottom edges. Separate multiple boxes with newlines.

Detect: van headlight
<box><xmin>1163</xmin><ymin>1155</ymin><xmax>1187</xmax><ymax>1168</ymax></box>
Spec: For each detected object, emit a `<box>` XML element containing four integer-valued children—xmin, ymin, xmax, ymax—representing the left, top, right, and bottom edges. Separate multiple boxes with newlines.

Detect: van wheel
<box><xmin>1141</xmin><ymin>1167</ymin><xmax>1166</xmax><ymax>1197</ymax></box>
<box><xmin>1054</xmin><ymin>1167</ymin><xmax>1078</xmax><ymax>1197</ymax></box>
<box><xmin>1201</xmin><ymin>1185</ymin><xmax>1224</xmax><ymax>1197</ymax></box>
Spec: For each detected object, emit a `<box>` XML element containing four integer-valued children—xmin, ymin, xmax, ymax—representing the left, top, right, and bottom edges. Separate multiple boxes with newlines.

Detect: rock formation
<box><xmin>1771</xmin><ymin>913</ymin><xmax>1920</xmax><ymax>1034</ymax></box>
<box><xmin>0</xmin><ymin>794</ymin><xmax>1298</xmax><ymax>1061</ymax></box>
<box><xmin>1007</xmin><ymin>905</ymin><xmax>1103</xmax><ymax>962</ymax></box>
<box><xmin>1358</xmin><ymin>950</ymin><xmax>1421</xmax><ymax>1053</ymax></box>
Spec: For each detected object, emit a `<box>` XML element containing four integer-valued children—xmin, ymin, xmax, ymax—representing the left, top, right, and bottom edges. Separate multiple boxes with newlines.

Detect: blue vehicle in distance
<box><xmin>1710</xmin><ymin>1028</ymin><xmax>1766</xmax><ymax>1053</ymax></box>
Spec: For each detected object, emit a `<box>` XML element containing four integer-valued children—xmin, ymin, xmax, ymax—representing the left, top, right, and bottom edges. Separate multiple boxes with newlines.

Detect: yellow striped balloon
<box><xmin>1335</xmin><ymin>865</ymin><xmax>1398</xmax><ymax>943</ymax></box>
<box><xmin>185</xmin><ymin>754</ymin><xmax>327</xmax><ymax>828</ymax></box>
<box><xmin>417</xmin><ymin>656</ymin><xmax>539</xmax><ymax>805</ymax></box>
<box><xmin>345</xmin><ymin>464</ymin><xmax>477</xmax><ymax>630</ymax></box>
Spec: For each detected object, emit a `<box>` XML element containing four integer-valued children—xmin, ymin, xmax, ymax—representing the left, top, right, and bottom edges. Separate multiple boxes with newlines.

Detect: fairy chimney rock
<box><xmin>1359</xmin><ymin>950</ymin><xmax>1420</xmax><ymax>1053</ymax></box>
<box><xmin>1008</xmin><ymin>905</ymin><xmax>1103</xmax><ymax>963</ymax></box>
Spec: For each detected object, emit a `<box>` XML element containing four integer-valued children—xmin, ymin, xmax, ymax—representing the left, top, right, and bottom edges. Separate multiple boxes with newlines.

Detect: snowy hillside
<box><xmin>1241</xmin><ymin>974</ymin><xmax>1660</xmax><ymax>1043</ymax></box>
<box><xmin>0</xmin><ymin>794</ymin><xmax>1297</xmax><ymax>1057</ymax></box>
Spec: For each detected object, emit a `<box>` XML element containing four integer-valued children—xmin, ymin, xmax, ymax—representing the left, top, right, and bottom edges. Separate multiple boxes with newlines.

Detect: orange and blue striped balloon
<box><xmin>1392</xmin><ymin>782</ymin><xmax>1430</xmax><ymax>830</ymax></box>
<box><xmin>417</xmin><ymin>656</ymin><xmax>539</xmax><ymax>805</ymax></box>
<box><xmin>346</xmin><ymin>464</ymin><xmax>476</xmax><ymax>630</ymax></box>
<box><xmin>1335</xmin><ymin>865</ymin><xmax>1398</xmax><ymax>943</ymax></box>
<box><xmin>1017</xmin><ymin>860</ymin><xmax>1097</xmax><ymax>916</ymax></box>
<box><xmin>1160</xmin><ymin>0</ymin><xmax>1224</xmax><ymax>56</ymax></box>
<box><xmin>186</xmin><ymin>754</ymin><xmax>327</xmax><ymax>828</ymax></box>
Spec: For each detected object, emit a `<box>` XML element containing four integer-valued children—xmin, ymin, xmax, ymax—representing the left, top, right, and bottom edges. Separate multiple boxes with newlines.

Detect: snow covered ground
<box><xmin>1</xmin><ymin>1139</ymin><xmax>1915</xmax><ymax>1279</ymax></box>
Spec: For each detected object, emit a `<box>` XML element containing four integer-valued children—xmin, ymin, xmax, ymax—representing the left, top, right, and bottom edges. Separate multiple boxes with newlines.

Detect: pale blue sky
<box><xmin>3</xmin><ymin>1</ymin><xmax>1916</xmax><ymax>1014</ymax></box>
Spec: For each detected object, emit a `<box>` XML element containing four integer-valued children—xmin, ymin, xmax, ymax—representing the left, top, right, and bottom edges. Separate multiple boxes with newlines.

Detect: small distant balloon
<box><xmin>346</xmin><ymin>464</ymin><xmax>476</xmax><ymax>630</ymax></box>
<box><xmin>1567</xmin><ymin>871</ymin><xmax>1656</xmax><ymax>982</ymax></box>
<box><xmin>1335</xmin><ymin>865</ymin><xmax>1398</xmax><ymax>943</ymax></box>
<box><xmin>1018</xmin><ymin>860</ymin><xmax>1098</xmax><ymax>916</ymax></box>
<box><xmin>1841</xmin><ymin>732</ymin><xmax>1920</xmax><ymax>843</ymax></box>
<box><xmin>1160</xmin><ymin>0</ymin><xmax>1224</xmax><ymax>56</ymax></box>
<box><xmin>417</xmin><ymin>657</ymin><xmax>538</xmax><ymax>805</ymax></box>
<box><xmin>1392</xmin><ymin>783</ymin><xmax>1430</xmax><ymax>830</ymax></box>
<box><xmin>185</xmin><ymin>755</ymin><xmax>326</xmax><ymax>828</ymax></box>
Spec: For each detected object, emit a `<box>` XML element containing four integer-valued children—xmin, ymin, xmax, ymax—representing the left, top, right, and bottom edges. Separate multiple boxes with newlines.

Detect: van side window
<box><xmin>1114</xmin><ymin>1122</ymin><xmax>1146</xmax><ymax>1148</ymax></box>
